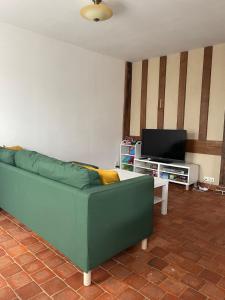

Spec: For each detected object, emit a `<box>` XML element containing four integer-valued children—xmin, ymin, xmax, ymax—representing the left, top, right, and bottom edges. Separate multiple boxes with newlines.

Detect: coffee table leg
<box><xmin>161</xmin><ymin>182</ymin><xmax>168</xmax><ymax>215</ymax></box>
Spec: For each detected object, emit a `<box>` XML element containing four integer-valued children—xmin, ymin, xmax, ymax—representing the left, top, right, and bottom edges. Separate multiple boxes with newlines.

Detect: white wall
<box><xmin>0</xmin><ymin>23</ymin><xmax>125</xmax><ymax>168</ymax></box>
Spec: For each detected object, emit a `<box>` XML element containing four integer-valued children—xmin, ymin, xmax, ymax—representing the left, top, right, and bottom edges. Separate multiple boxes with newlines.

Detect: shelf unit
<box><xmin>134</xmin><ymin>158</ymin><xmax>199</xmax><ymax>190</ymax></box>
<box><xmin>120</xmin><ymin>141</ymin><xmax>141</xmax><ymax>171</ymax></box>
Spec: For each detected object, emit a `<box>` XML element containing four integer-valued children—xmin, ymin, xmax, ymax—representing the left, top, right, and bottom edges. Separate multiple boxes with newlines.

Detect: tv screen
<box><xmin>141</xmin><ymin>129</ymin><xmax>187</xmax><ymax>162</ymax></box>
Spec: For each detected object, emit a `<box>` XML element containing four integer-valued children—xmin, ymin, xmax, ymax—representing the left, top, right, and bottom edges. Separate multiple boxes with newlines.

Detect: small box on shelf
<box><xmin>120</xmin><ymin>139</ymin><xmax>141</xmax><ymax>170</ymax></box>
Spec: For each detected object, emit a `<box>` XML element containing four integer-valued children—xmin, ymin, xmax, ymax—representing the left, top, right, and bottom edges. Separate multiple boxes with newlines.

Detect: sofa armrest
<box><xmin>85</xmin><ymin>176</ymin><xmax>154</xmax><ymax>271</ymax></box>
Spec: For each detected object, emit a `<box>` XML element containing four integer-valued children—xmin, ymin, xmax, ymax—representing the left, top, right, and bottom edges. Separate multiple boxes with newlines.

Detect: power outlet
<box><xmin>203</xmin><ymin>176</ymin><xmax>215</xmax><ymax>183</ymax></box>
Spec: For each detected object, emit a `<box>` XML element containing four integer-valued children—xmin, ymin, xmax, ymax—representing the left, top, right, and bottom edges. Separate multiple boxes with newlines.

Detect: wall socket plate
<box><xmin>203</xmin><ymin>176</ymin><xmax>215</xmax><ymax>183</ymax></box>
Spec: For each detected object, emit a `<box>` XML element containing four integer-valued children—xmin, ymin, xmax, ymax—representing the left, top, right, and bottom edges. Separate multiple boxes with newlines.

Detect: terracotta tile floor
<box><xmin>0</xmin><ymin>185</ymin><xmax>225</xmax><ymax>299</ymax></box>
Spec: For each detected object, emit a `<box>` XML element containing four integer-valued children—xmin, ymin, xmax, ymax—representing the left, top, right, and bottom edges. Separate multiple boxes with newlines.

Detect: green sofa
<box><xmin>0</xmin><ymin>149</ymin><xmax>154</xmax><ymax>286</ymax></box>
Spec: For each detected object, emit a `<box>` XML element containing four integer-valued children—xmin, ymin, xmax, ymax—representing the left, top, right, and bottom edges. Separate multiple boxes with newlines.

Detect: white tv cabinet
<box><xmin>134</xmin><ymin>158</ymin><xmax>199</xmax><ymax>190</ymax></box>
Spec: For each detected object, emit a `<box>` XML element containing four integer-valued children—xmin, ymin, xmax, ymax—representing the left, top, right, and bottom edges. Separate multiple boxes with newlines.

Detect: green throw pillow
<box><xmin>0</xmin><ymin>148</ymin><xmax>16</xmax><ymax>165</ymax></box>
<box><xmin>15</xmin><ymin>150</ymin><xmax>40</xmax><ymax>173</ymax></box>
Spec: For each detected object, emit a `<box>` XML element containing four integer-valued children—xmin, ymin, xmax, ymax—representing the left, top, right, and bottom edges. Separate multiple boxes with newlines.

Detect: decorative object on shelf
<box><xmin>122</xmin><ymin>136</ymin><xmax>139</xmax><ymax>146</ymax></box>
<box><xmin>80</xmin><ymin>0</ymin><xmax>113</xmax><ymax>22</ymax></box>
<box><xmin>122</xmin><ymin>156</ymin><xmax>134</xmax><ymax>165</ymax></box>
<box><xmin>120</xmin><ymin>141</ymin><xmax>141</xmax><ymax>171</ymax></box>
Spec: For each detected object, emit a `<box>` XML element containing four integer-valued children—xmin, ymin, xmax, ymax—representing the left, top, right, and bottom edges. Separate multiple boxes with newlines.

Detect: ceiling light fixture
<box><xmin>80</xmin><ymin>0</ymin><xmax>113</xmax><ymax>22</ymax></box>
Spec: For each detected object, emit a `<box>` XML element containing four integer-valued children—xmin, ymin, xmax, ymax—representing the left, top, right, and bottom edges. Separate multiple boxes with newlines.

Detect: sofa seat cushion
<box><xmin>0</xmin><ymin>148</ymin><xmax>16</xmax><ymax>165</ymax></box>
<box><xmin>15</xmin><ymin>150</ymin><xmax>101</xmax><ymax>189</ymax></box>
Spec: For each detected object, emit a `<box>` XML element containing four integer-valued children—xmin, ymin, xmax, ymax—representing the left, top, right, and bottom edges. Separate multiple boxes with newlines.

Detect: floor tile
<box><xmin>199</xmin><ymin>268</ymin><xmax>221</xmax><ymax>284</ymax></box>
<box><xmin>162</xmin><ymin>294</ymin><xmax>179</xmax><ymax>300</ymax></box>
<box><xmin>0</xmin><ymin>286</ymin><xmax>17</xmax><ymax>300</ymax></box>
<box><xmin>180</xmin><ymin>288</ymin><xmax>206</xmax><ymax>300</ymax></box>
<box><xmin>200</xmin><ymin>281</ymin><xmax>225</xmax><ymax>300</ymax></box>
<box><xmin>7</xmin><ymin>245</ymin><xmax>26</xmax><ymax>257</ymax></box>
<box><xmin>0</xmin><ymin>249</ymin><xmax>6</xmax><ymax>257</ymax></box>
<box><xmin>14</xmin><ymin>252</ymin><xmax>36</xmax><ymax>265</ymax></box>
<box><xmin>181</xmin><ymin>272</ymin><xmax>205</xmax><ymax>290</ymax></box>
<box><xmin>32</xmin><ymin>267</ymin><xmax>55</xmax><ymax>284</ymax></box>
<box><xmin>114</xmin><ymin>252</ymin><xmax>134</xmax><ymax>265</ymax></box>
<box><xmin>148</xmin><ymin>257</ymin><xmax>169</xmax><ymax>270</ymax></box>
<box><xmin>101</xmin><ymin>259</ymin><xmax>118</xmax><ymax>270</ymax></box>
<box><xmin>44</xmin><ymin>255</ymin><xmax>65</xmax><ymax>269</ymax></box>
<box><xmin>23</xmin><ymin>259</ymin><xmax>45</xmax><ymax>274</ymax></box>
<box><xmin>37</xmin><ymin>249</ymin><xmax>55</xmax><ymax>261</ymax></box>
<box><xmin>140</xmin><ymin>282</ymin><xmax>165</xmax><ymax>299</ymax></box>
<box><xmin>160</xmin><ymin>278</ymin><xmax>187</xmax><ymax>296</ymax></box>
<box><xmin>0</xmin><ymin>262</ymin><xmax>22</xmax><ymax>278</ymax></box>
<box><xmin>65</xmin><ymin>272</ymin><xmax>83</xmax><ymax>290</ymax></box>
<box><xmin>162</xmin><ymin>264</ymin><xmax>185</xmax><ymax>280</ymax></box>
<box><xmin>27</xmin><ymin>242</ymin><xmax>47</xmax><ymax>254</ymax></box>
<box><xmin>16</xmin><ymin>281</ymin><xmax>42</xmax><ymax>299</ymax></box>
<box><xmin>0</xmin><ymin>277</ymin><xmax>7</xmax><ymax>289</ymax></box>
<box><xmin>1</xmin><ymin>239</ymin><xmax>18</xmax><ymax>249</ymax></box>
<box><xmin>123</xmin><ymin>273</ymin><xmax>148</xmax><ymax>290</ymax></box>
<box><xmin>109</xmin><ymin>264</ymin><xmax>131</xmax><ymax>279</ymax></box>
<box><xmin>41</xmin><ymin>277</ymin><xmax>66</xmax><ymax>296</ymax></box>
<box><xmin>21</xmin><ymin>236</ymin><xmax>38</xmax><ymax>246</ymax></box>
<box><xmin>54</xmin><ymin>262</ymin><xmax>77</xmax><ymax>279</ymax></box>
<box><xmin>53</xmin><ymin>287</ymin><xmax>80</xmax><ymax>300</ymax></box>
<box><xmin>30</xmin><ymin>292</ymin><xmax>51</xmax><ymax>299</ymax></box>
<box><xmin>7</xmin><ymin>271</ymin><xmax>32</xmax><ymax>289</ymax></box>
<box><xmin>78</xmin><ymin>284</ymin><xmax>104</xmax><ymax>299</ymax></box>
<box><xmin>117</xmin><ymin>288</ymin><xmax>144</xmax><ymax>300</ymax></box>
<box><xmin>0</xmin><ymin>256</ymin><xmax>13</xmax><ymax>269</ymax></box>
<box><xmin>146</xmin><ymin>267</ymin><xmax>167</xmax><ymax>284</ymax></box>
<box><xmin>101</xmin><ymin>277</ymin><xmax>127</xmax><ymax>296</ymax></box>
<box><xmin>150</xmin><ymin>246</ymin><xmax>169</xmax><ymax>258</ymax></box>
<box><xmin>95</xmin><ymin>293</ymin><xmax>114</xmax><ymax>300</ymax></box>
<box><xmin>92</xmin><ymin>268</ymin><xmax>110</xmax><ymax>284</ymax></box>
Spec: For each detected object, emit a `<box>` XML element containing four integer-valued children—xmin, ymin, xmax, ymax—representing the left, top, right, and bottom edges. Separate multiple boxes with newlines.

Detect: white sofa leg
<box><xmin>83</xmin><ymin>271</ymin><xmax>91</xmax><ymax>286</ymax></box>
<box><xmin>141</xmin><ymin>238</ymin><xmax>148</xmax><ymax>250</ymax></box>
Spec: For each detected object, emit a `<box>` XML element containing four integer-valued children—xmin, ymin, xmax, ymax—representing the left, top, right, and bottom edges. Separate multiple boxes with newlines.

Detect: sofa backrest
<box><xmin>15</xmin><ymin>150</ymin><xmax>101</xmax><ymax>189</ymax></box>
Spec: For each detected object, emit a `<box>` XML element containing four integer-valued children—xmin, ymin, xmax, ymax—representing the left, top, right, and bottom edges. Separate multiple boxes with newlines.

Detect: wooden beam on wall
<box><xmin>177</xmin><ymin>51</ymin><xmax>188</xmax><ymax>129</ymax></box>
<box><xmin>157</xmin><ymin>56</ymin><xmax>167</xmax><ymax>129</ymax></box>
<box><xmin>186</xmin><ymin>139</ymin><xmax>222</xmax><ymax>156</ymax></box>
<box><xmin>123</xmin><ymin>62</ymin><xmax>132</xmax><ymax>138</ymax></box>
<box><xmin>220</xmin><ymin>115</ymin><xmax>225</xmax><ymax>185</ymax></box>
<box><xmin>198</xmin><ymin>46</ymin><xmax>213</xmax><ymax>140</ymax></box>
<box><xmin>140</xmin><ymin>60</ymin><xmax>148</xmax><ymax>135</ymax></box>
<box><xmin>129</xmin><ymin>135</ymin><xmax>223</xmax><ymax>156</ymax></box>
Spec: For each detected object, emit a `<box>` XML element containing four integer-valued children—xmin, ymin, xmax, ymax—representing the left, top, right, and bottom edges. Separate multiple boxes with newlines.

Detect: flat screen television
<box><xmin>141</xmin><ymin>129</ymin><xmax>187</xmax><ymax>162</ymax></box>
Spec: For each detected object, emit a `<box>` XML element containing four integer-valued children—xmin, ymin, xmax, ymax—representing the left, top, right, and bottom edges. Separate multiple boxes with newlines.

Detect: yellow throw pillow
<box><xmin>85</xmin><ymin>166</ymin><xmax>120</xmax><ymax>185</ymax></box>
<box><xmin>5</xmin><ymin>146</ymin><xmax>23</xmax><ymax>151</ymax></box>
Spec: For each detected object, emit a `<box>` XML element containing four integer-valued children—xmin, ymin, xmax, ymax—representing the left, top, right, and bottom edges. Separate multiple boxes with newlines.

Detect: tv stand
<box><xmin>134</xmin><ymin>158</ymin><xmax>199</xmax><ymax>190</ymax></box>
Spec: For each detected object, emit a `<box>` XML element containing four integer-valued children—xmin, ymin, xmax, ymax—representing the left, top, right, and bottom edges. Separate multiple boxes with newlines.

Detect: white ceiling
<box><xmin>0</xmin><ymin>0</ymin><xmax>225</xmax><ymax>61</ymax></box>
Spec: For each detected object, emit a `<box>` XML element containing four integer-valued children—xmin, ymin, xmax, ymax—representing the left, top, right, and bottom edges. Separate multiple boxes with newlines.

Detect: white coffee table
<box><xmin>116</xmin><ymin>169</ymin><xmax>168</xmax><ymax>215</ymax></box>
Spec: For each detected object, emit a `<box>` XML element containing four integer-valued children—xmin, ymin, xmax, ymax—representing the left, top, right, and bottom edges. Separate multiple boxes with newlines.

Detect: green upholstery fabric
<box><xmin>0</xmin><ymin>148</ymin><xmax>16</xmax><ymax>165</ymax></box>
<box><xmin>0</xmin><ymin>161</ymin><xmax>154</xmax><ymax>272</ymax></box>
<box><xmin>15</xmin><ymin>150</ymin><xmax>40</xmax><ymax>173</ymax></box>
<box><xmin>15</xmin><ymin>150</ymin><xmax>101</xmax><ymax>189</ymax></box>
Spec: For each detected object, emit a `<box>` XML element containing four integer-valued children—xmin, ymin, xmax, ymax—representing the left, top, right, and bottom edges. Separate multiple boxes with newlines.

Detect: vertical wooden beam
<box><xmin>123</xmin><ymin>62</ymin><xmax>132</xmax><ymax>138</ymax></box>
<box><xmin>220</xmin><ymin>114</ymin><xmax>225</xmax><ymax>185</ymax></box>
<box><xmin>140</xmin><ymin>60</ymin><xmax>148</xmax><ymax>135</ymax></box>
<box><xmin>177</xmin><ymin>51</ymin><xmax>188</xmax><ymax>129</ymax></box>
<box><xmin>157</xmin><ymin>56</ymin><xmax>167</xmax><ymax>129</ymax></box>
<box><xmin>198</xmin><ymin>46</ymin><xmax>213</xmax><ymax>140</ymax></box>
